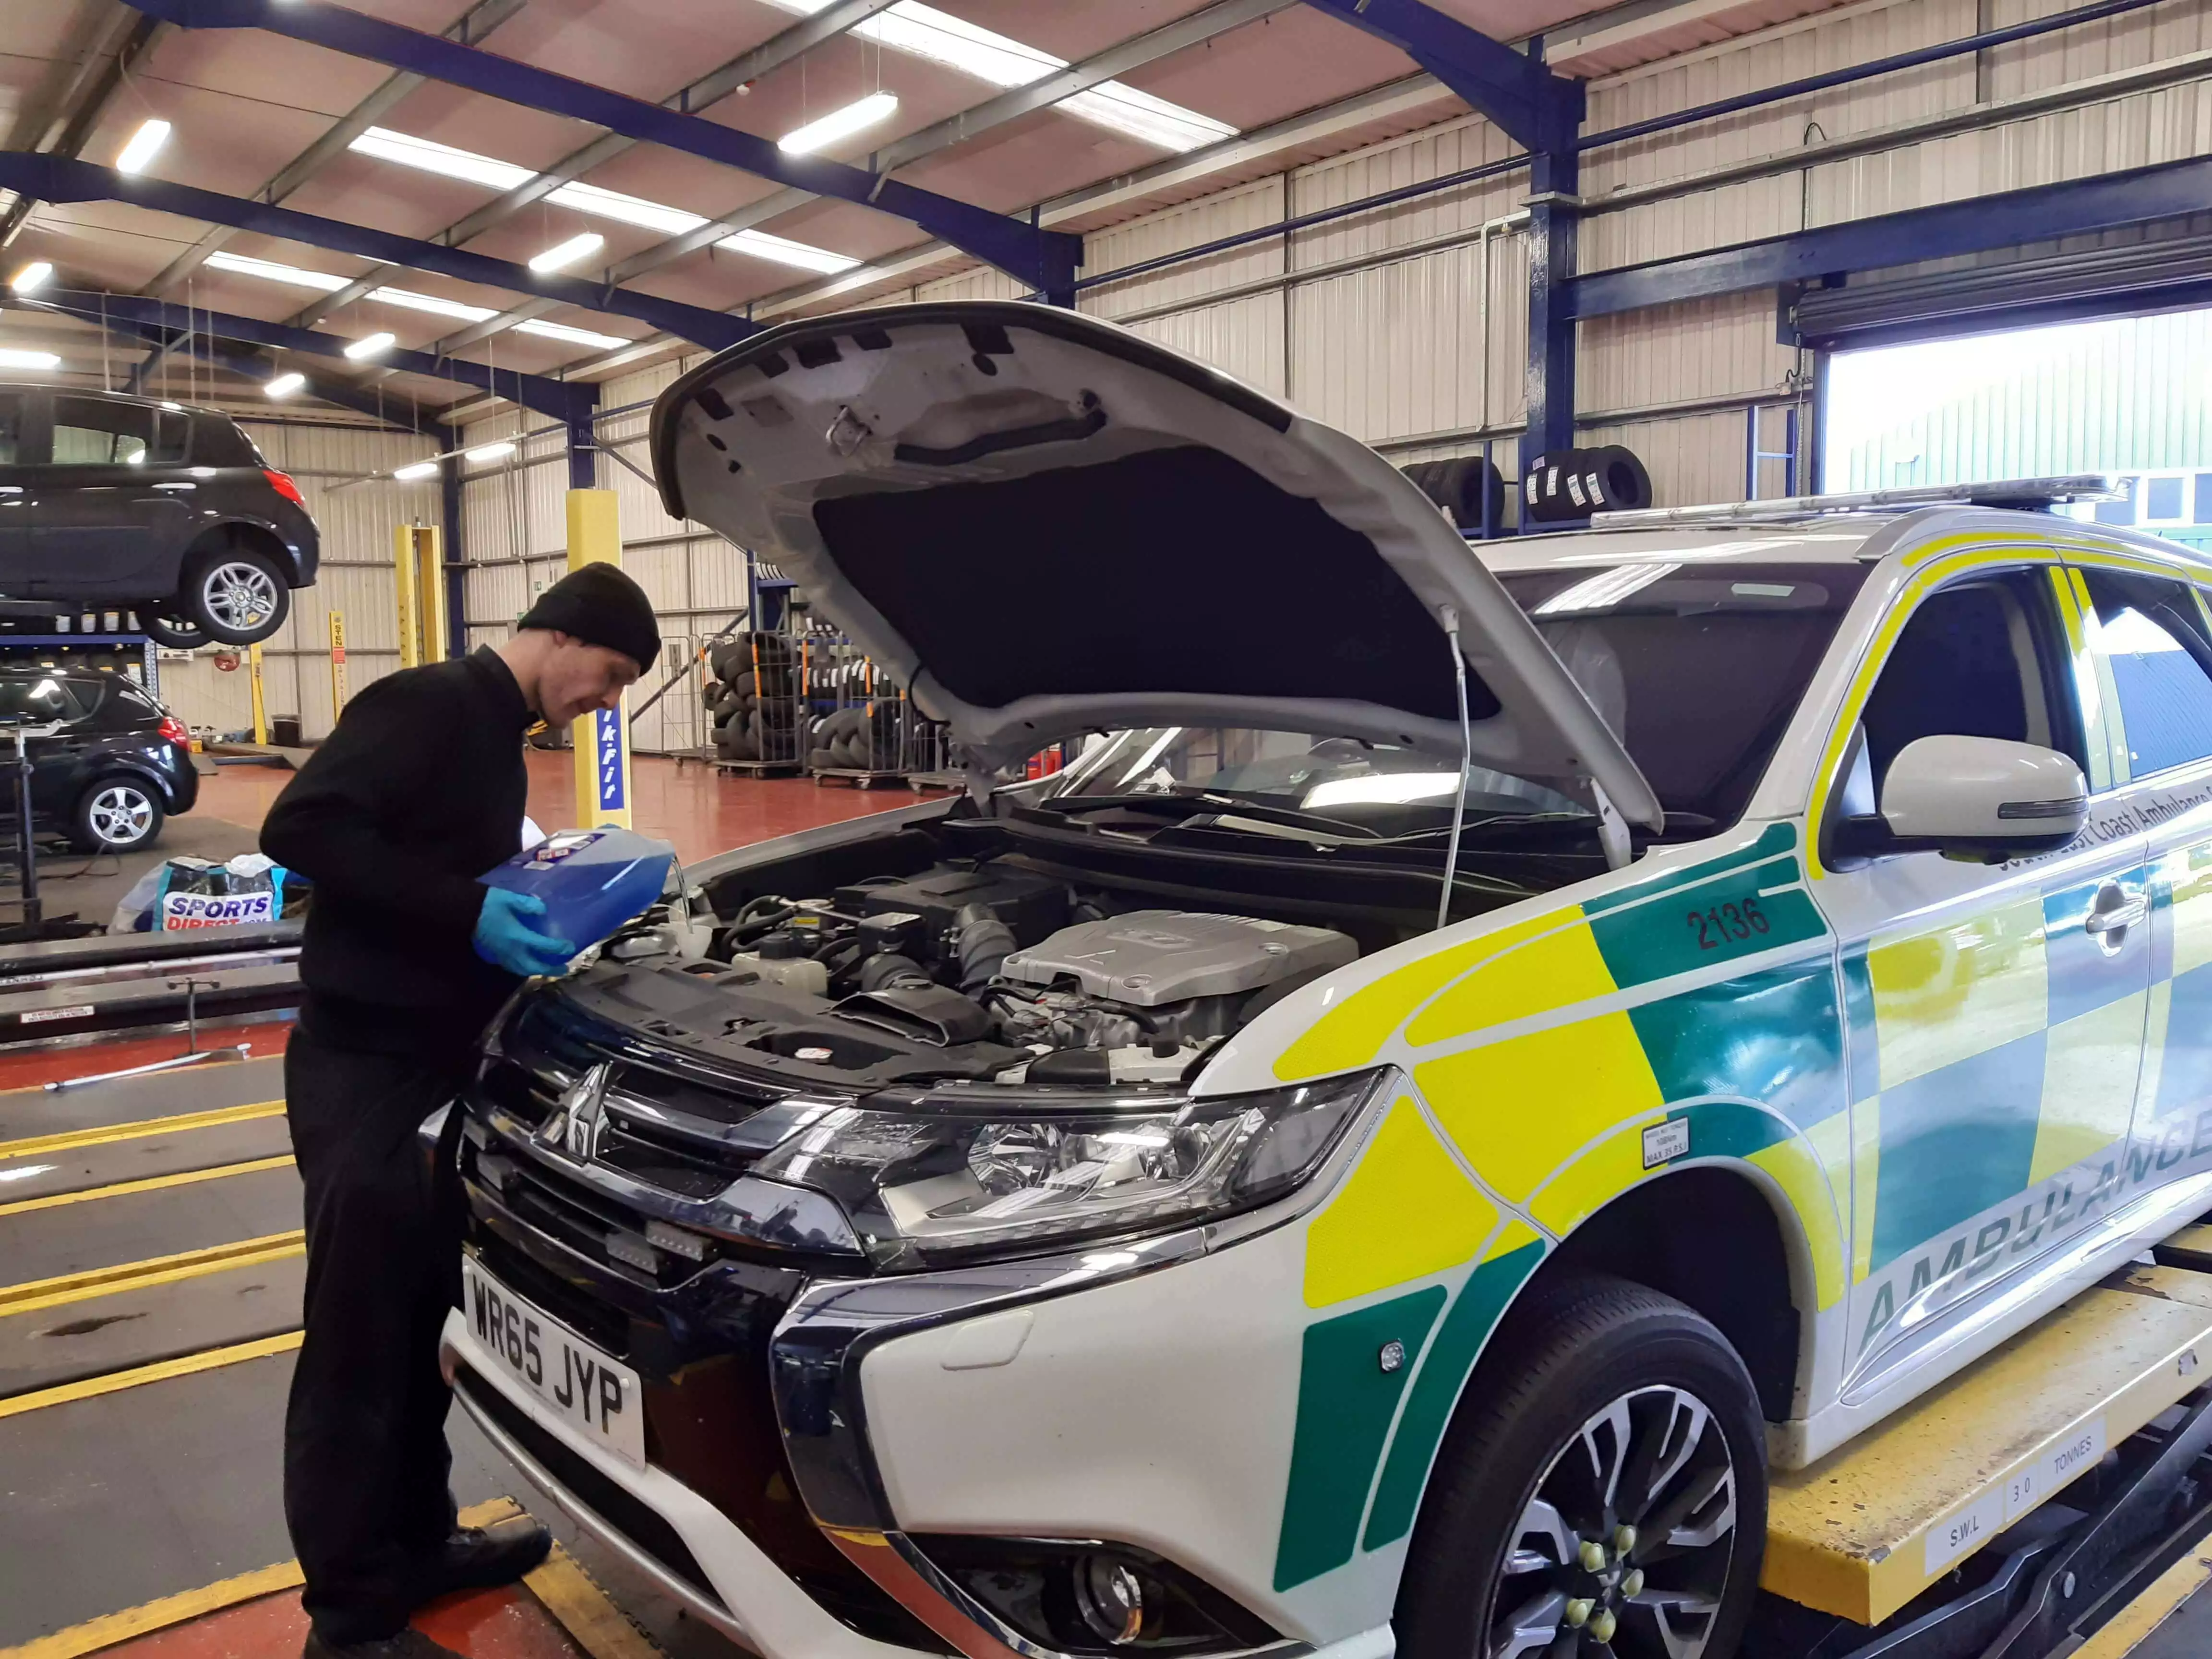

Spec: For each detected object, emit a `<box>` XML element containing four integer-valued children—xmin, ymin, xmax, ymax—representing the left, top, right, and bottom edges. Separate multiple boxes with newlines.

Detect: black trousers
<box><xmin>284</xmin><ymin>1023</ymin><xmax>470</xmax><ymax>1644</ymax></box>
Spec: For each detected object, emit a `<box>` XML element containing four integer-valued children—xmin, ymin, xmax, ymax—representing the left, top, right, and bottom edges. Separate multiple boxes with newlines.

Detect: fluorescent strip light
<box><xmin>206</xmin><ymin>251</ymin><xmax>351</xmax><ymax>292</ymax></box>
<box><xmin>348</xmin><ymin>127</ymin><xmax>534</xmax><ymax>191</ymax></box>
<box><xmin>342</xmin><ymin>332</ymin><xmax>397</xmax><ymax>361</ymax></box>
<box><xmin>116</xmin><ymin>118</ymin><xmax>172</xmax><ymax>175</ymax></box>
<box><xmin>0</xmin><ymin>349</ymin><xmax>60</xmax><ymax>370</ymax></box>
<box><xmin>368</xmin><ymin>287</ymin><xmax>495</xmax><ymax>322</ymax></box>
<box><xmin>392</xmin><ymin>460</ymin><xmax>440</xmax><ymax>481</ymax></box>
<box><xmin>265</xmin><ymin>372</ymin><xmax>306</xmax><ymax>399</ymax></box>
<box><xmin>529</xmin><ymin>232</ymin><xmax>604</xmax><ymax>274</ymax></box>
<box><xmin>350</xmin><ymin>127</ymin><xmax>857</xmax><ymax>270</ymax></box>
<box><xmin>9</xmin><ymin>262</ymin><xmax>52</xmax><ymax>295</ymax></box>
<box><xmin>779</xmin><ymin>92</ymin><xmax>899</xmax><ymax>156</ymax></box>
<box><xmin>465</xmin><ymin>442</ymin><xmax>516</xmax><ymax>463</ymax></box>
<box><xmin>760</xmin><ymin>0</ymin><xmax>1236</xmax><ymax>151</ymax></box>
<box><xmin>716</xmin><ymin>228</ymin><xmax>859</xmax><ymax>274</ymax></box>
<box><xmin>513</xmin><ymin>319</ymin><xmax>628</xmax><ymax>349</ymax></box>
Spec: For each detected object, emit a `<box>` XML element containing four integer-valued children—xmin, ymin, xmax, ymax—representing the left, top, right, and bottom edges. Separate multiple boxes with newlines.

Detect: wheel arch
<box><xmin>186</xmin><ymin>517</ymin><xmax>301</xmax><ymax>582</ymax></box>
<box><xmin>83</xmin><ymin>762</ymin><xmax>181</xmax><ymax>812</ymax></box>
<box><xmin>1535</xmin><ymin>1160</ymin><xmax>1815</xmax><ymax>1422</ymax></box>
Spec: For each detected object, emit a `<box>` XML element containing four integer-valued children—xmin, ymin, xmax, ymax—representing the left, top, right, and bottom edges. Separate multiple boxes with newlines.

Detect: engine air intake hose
<box><xmin>950</xmin><ymin>903</ymin><xmax>1017</xmax><ymax>994</ymax></box>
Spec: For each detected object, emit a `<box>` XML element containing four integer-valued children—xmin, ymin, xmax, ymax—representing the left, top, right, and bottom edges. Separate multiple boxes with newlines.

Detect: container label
<box><xmin>2004</xmin><ymin>1418</ymin><xmax>2105</xmax><ymax>1523</ymax></box>
<box><xmin>1925</xmin><ymin>1487</ymin><xmax>2004</xmax><ymax>1576</ymax></box>
<box><xmin>21</xmin><ymin>1004</ymin><xmax>96</xmax><ymax>1024</ymax></box>
<box><xmin>160</xmin><ymin>890</ymin><xmax>276</xmax><ymax>929</ymax></box>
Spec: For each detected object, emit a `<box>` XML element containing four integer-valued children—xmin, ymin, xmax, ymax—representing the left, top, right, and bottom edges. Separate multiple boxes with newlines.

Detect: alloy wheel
<box><xmin>88</xmin><ymin>784</ymin><xmax>155</xmax><ymax>846</ymax></box>
<box><xmin>1488</xmin><ymin>1385</ymin><xmax>1737</xmax><ymax>1659</ymax></box>
<box><xmin>202</xmin><ymin>561</ymin><xmax>280</xmax><ymax>632</ymax></box>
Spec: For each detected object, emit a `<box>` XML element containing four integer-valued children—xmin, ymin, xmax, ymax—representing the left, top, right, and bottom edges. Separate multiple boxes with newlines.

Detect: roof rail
<box><xmin>1592</xmin><ymin>474</ymin><xmax>2128</xmax><ymax>528</ymax></box>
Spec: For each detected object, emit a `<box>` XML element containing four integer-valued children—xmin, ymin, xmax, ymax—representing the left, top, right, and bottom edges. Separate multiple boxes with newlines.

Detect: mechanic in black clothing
<box><xmin>260</xmin><ymin>564</ymin><xmax>660</xmax><ymax>1659</ymax></box>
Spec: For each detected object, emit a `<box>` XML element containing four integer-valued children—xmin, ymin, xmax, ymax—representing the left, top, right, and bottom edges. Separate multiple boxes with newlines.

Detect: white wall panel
<box><xmin>1122</xmin><ymin>296</ymin><xmax>1288</xmax><ymax>398</ymax></box>
<box><xmin>1578</xmin><ymin>290</ymin><xmax>1797</xmax><ymax>414</ymax></box>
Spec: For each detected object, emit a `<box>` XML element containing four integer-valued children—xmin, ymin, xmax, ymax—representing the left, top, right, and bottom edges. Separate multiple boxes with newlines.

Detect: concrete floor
<box><xmin>0</xmin><ymin>752</ymin><xmax>919</xmax><ymax>1655</ymax></box>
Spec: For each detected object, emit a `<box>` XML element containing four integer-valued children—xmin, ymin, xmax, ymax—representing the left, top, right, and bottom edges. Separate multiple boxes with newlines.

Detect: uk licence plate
<box><xmin>461</xmin><ymin>1255</ymin><xmax>645</xmax><ymax>1469</ymax></box>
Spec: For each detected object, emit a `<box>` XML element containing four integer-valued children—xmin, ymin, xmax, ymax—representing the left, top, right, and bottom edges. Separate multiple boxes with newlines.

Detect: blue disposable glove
<box><xmin>473</xmin><ymin>888</ymin><xmax>578</xmax><ymax>977</ymax></box>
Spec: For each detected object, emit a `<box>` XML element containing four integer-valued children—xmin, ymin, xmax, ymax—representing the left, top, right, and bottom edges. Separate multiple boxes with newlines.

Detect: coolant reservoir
<box><xmin>726</xmin><ymin>950</ymin><xmax>830</xmax><ymax>996</ymax></box>
<box><xmin>481</xmin><ymin>827</ymin><xmax>676</xmax><ymax>950</ymax></box>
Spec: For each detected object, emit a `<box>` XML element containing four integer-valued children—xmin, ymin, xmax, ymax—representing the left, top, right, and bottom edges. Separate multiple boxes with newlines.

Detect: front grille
<box><xmin>457</xmin><ymin>1365</ymin><xmax>715</xmax><ymax>1597</ymax></box>
<box><xmin>473</xmin><ymin>1228</ymin><xmax>630</xmax><ymax>1357</ymax></box>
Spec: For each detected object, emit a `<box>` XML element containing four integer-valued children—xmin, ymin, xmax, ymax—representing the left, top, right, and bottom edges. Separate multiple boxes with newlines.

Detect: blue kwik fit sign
<box><xmin>595</xmin><ymin>707</ymin><xmax>626</xmax><ymax>813</ymax></box>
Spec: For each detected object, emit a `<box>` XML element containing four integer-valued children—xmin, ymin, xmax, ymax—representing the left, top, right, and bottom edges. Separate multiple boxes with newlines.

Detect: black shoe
<box><xmin>304</xmin><ymin>1629</ymin><xmax>466</xmax><ymax>1659</ymax></box>
<box><xmin>421</xmin><ymin>1514</ymin><xmax>554</xmax><ymax>1601</ymax></box>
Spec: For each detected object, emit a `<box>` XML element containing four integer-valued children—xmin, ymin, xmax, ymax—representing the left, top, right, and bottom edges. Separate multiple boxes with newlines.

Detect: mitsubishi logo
<box><xmin>541</xmin><ymin>1062</ymin><xmax>612</xmax><ymax>1162</ymax></box>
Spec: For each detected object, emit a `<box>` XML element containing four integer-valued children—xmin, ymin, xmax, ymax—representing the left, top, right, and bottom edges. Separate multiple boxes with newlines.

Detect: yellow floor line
<box><xmin>2075</xmin><ymin>1539</ymin><xmax>2212</xmax><ymax>1659</ymax></box>
<box><xmin>0</xmin><ymin>1500</ymin><xmax>522</xmax><ymax>1659</ymax></box>
<box><xmin>0</xmin><ymin>1330</ymin><xmax>302</xmax><ymax>1420</ymax></box>
<box><xmin>0</xmin><ymin>1232</ymin><xmax>306</xmax><ymax>1317</ymax></box>
<box><xmin>0</xmin><ymin>1101</ymin><xmax>285</xmax><ymax>1163</ymax></box>
<box><xmin>0</xmin><ymin>1154</ymin><xmax>294</xmax><ymax>1219</ymax></box>
<box><xmin>526</xmin><ymin>1542</ymin><xmax>667</xmax><ymax>1659</ymax></box>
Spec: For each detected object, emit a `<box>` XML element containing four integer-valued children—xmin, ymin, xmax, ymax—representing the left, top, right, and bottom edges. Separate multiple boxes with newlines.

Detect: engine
<box><xmin>616</xmin><ymin>864</ymin><xmax>1358</xmax><ymax>1087</ymax></box>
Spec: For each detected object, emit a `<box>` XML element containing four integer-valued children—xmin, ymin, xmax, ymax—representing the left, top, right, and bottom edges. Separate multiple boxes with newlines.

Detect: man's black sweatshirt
<box><xmin>261</xmin><ymin>647</ymin><xmax>533</xmax><ymax>1058</ymax></box>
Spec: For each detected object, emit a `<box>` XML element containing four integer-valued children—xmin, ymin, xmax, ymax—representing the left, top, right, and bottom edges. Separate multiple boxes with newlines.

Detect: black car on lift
<box><xmin>0</xmin><ymin>665</ymin><xmax>198</xmax><ymax>852</ymax></box>
<box><xmin>0</xmin><ymin>386</ymin><xmax>319</xmax><ymax>647</ymax></box>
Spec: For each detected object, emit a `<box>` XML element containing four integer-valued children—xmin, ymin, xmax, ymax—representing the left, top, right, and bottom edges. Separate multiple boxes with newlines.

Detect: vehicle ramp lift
<box><xmin>1749</xmin><ymin>1232</ymin><xmax>2212</xmax><ymax>1659</ymax></box>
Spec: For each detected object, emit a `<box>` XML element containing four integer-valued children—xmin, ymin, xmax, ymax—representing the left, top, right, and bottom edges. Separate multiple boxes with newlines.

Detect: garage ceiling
<box><xmin>0</xmin><ymin>0</ymin><xmax>1854</xmax><ymax>423</ymax></box>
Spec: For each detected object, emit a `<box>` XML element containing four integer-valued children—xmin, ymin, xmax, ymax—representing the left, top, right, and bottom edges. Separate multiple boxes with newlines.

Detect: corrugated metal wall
<box><xmin>160</xmin><ymin>420</ymin><xmax>436</xmax><ymax>742</ymax></box>
<box><xmin>433</xmin><ymin>0</ymin><xmax>2212</xmax><ymax>670</ymax></box>
<box><xmin>455</xmin><ymin>359</ymin><xmax>750</xmax><ymax>754</ymax></box>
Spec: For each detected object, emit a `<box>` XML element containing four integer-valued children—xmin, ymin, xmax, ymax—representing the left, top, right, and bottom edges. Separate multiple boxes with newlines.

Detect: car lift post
<box><xmin>394</xmin><ymin>523</ymin><xmax>448</xmax><ymax>669</ymax></box>
<box><xmin>566</xmin><ymin>487</ymin><xmax>631</xmax><ymax>831</ymax></box>
<box><xmin>247</xmin><ymin>641</ymin><xmax>267</xmax><ymax>745</ymax></box>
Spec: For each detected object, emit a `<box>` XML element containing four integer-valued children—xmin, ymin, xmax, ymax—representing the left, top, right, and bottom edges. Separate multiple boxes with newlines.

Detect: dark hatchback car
<box><xmin>0</xmin><ymin>665</ymin><xmax>197</xmax><ymax>851</ymax></box>
<box><xmin>0</xmin><ymin>385</ymin><xmax>319</xmax><ymax>646</ymax></box>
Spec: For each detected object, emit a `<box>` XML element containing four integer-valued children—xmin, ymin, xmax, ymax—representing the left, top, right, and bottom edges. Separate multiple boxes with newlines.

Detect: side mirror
<box><xmin>1832</xmin><ymin>735</ymin><xmax>2088</xmax><ymax>862</ymax></box>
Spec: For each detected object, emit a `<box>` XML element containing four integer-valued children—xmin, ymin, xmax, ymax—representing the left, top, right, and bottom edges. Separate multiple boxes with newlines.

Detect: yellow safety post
<box><xmin>393</xmin><ymin>524</ymin><xmax>446</xmax><ymax>668</ymax></box>
<box><xmin>328</xmin><ymin>610</ymin><xmax>349</xmax><ymax>720</ymax></box>
<box><xmin>566</xmin><ymin>489</ymin><xmax>632</xmax><ymax>829</ymax></box>
<box><xmin>247</xmin><ymin>642</ymin><xmax>267</xmax><ymax>745</ymax></box>
<box><xmin>394</xmin><ymin>522</ymin><xmax>420</xmax><ymax>670</ymax></box>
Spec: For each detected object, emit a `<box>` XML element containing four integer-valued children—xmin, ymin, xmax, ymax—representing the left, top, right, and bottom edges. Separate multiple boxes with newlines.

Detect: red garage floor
<box><xmin>197</xmin><ymin>749</ymin><xmax>923</xmax><ymax>866</ymax></box>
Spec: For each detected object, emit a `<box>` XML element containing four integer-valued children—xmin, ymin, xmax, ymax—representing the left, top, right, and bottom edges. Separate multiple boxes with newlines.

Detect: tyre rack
<box><xmin>803</xmin><ymin>637</ymin><xmax>912</xmax><ymax>787</ymax></box>
<box><xmin>1753</xmin><ymin>1213</ymin><xmax>2212</xmax><ymax>1658</ymax></box>
<box><xmin>709</xmin><ymin>631</ymin><xmax>803</xmax><ymax>777</ymax></box>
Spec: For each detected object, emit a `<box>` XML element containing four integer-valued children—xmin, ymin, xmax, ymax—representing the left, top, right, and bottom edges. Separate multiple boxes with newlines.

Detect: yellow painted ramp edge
<box><xmin>0</xmin><ymin>1499</ymin><xmax>665</xmax><ymax>1659</ymax></box>
<box><xmin>1764</xmin><ymin>1274</ymin><xmax>2212</xmax><ymax>1625</ymax></box>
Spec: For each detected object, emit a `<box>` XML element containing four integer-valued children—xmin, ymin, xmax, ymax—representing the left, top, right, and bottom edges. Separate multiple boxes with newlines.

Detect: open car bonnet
<box><xmin>651</xmin><ymin>302</ymin><xmax>1661</xmax><ymax>828</ymax></box>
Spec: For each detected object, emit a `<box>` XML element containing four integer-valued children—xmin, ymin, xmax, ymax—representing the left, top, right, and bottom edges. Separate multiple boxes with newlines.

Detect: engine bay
<box><xmin>572</xmin><ymin>859</ymin><xmax>1363</xmax><ymax>1089</ymax></box>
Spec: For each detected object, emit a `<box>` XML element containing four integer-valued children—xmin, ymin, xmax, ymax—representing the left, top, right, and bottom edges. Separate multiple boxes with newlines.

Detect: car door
<box><xmin>1812</xmin><ymin>562</ymin><xmax>2150</xmax><ymax>1390</ymax></box>
<box><xmin>2070</xmin><ymin>565</ymin><xmax>2212</xmax><ymax>1189</ymax></box>
<box><xmin>21</xmin><ymin>398</ymin><xmax>192</xmax><ymax>596</ymax></box>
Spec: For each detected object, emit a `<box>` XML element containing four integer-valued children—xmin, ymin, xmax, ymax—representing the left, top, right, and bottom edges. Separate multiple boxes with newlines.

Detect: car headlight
<box><xmin>748</xmin><ymin>1070</ymin><xmax>1387</xmax><ymax>1268</ymax></box>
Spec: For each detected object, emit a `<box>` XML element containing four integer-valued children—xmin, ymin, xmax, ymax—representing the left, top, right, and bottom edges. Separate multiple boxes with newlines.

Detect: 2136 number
<box><xmin>1687</xmin><ymin>896</ymin><xmax>1769</xmax><ymax>951</ymax></box>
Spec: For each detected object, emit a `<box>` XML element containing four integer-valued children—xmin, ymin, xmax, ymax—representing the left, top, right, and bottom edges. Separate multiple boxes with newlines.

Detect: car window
<box><xmin>51</xmin><ymin>398</ymin><xmax>152</xmax><ymax>466</ymax></box>
<box><xmin>151</xmin><ymin>409</ymin><xmax>190</xmax><ymax>465</ymax></box>
<box><xmin>2080</xmin><ymin>569</ymin><xmax>2212</xmax><ymax>780</ymax></box>
<box><xmin>0</xmin><ymin>393</ymin><xmax>23</xmax><ymax>467</ymax></box>
<box><xmin>189</xmin><ymin>413</ymin><xmax>261</xmax><ymax>468</ymax></box>
<box><xmin>0</xmin><ymin>676</ymin><xmax>87</xmax><ymax>722</ymax></box>
<box><xmin>1858</xmin><ymin>574</ymin><xmax>2081</xmax><ymax>788</ymax></box>
<box><xmin>1496</xmin><ymin>562</ymin><xmax>1872</xmax><ymax>826</ymax></box>
<box><xmin>106</xmin><ymin>679</ymin><xmax>162</xmax><ymax>723</ymax></box>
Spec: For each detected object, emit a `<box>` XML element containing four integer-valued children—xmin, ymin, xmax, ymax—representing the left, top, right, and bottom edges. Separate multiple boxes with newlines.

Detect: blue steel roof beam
<box><xmin>1295</xmin><ymin>0</ymin><xmax>1580</xmax><ymax>155</ymax></box>
<box><xmin>0</xmin><ymin>152</ymin><xmax>757</xmax><ymax>350</ymax></box>
<box><xmin>109</xmin><ymin>319</ymin><xmax>453</xmax><ymax>439</ymax></box>
<box><xmin>123</xmin><ymin>0</ymin><xmax>1084</xmax><ymax>301</ymax></box>
<box><xmin>1565</xmin><ymin>154</ymin><xmax>2212</xmax><ymax>320</ymax></box>
<box><xmin>290</xmin><ymin>0</ymin><xmax>900</xmax><ymax>332</ymax></box>
<box><xmin>26</xmin><ymin>289</ymin><xmax>592</xmax><ymax>421</ymax></box>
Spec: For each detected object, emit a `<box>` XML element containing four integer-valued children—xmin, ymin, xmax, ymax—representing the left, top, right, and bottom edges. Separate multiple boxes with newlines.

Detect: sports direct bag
<box><xmin>480</xmin><ymin>827</ymin><xmax>675</xmax><ymax>950</ymax></box>
<box><xmin>151</xmin><ymin>853</ymin><xmax>288</xmax><ymax>931</ymax></box>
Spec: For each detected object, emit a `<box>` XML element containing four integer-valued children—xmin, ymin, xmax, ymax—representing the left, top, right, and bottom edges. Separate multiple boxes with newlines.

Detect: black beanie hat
<box><xmin>518</xmin><ymin>562</ymin><xmax>661</xmax><ymax>673</ymax></box>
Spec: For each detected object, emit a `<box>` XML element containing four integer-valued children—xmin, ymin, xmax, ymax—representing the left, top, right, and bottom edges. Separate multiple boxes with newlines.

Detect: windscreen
<box><xmin>1496</xmin><ymin>561</ymin><xmax>1870</xmax><ymax>825</ymax></box>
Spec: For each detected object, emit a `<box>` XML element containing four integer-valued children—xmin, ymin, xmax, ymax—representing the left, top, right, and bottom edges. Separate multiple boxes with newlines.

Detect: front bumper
<box><xmin>449</xmin><ymin>1056</ymin><xmax>1393</xmax><ymax>1659</ymax></box>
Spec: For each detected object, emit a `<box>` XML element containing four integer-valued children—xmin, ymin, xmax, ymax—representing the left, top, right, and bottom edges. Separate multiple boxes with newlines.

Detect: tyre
<box><xmin>141</xmin><ymin>609</ymin><xmax>209</xmax><ymax>650</ymax></box>
<box><xmin>72</xmin><ymin>775</ymin><xmax>165</xmax><ymax>853</ymax></box>
<box><xmin>182</xmin><ymin>541</ymin><xmax>290</xmax><ymax>644</ymax></box>
<box><xmin>1394</xmin><ymin>1275</ymin><xmax>1765</xmax><ymax>1659</ymax></box>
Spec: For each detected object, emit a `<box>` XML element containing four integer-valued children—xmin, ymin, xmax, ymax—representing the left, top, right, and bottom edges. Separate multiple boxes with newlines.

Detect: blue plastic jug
<box><xmin>480</xmin><ymin>827</ymin><xmax>676</xmax><ymax>950</ymax></box>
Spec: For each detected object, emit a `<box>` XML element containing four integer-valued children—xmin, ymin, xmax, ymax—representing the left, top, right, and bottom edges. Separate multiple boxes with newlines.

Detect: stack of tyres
<box><xmin>1398</xmin><ymin>456</ymin><xmax>1508</xmax><ymax>535</ymax></box>
<box><xmin>1520</xmin><ymin>445</ymin><xmax>1655</xmax><ymax>523</ymax></box>
<box><xmin>806</xmin><ymin>699</ymin><xmax>906</xmax><ymax>773</ymax></box>
<box><xmin>706</xmin><ymin>632</ymin><xmax>802</xmax><ymax>765</ymax></box>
